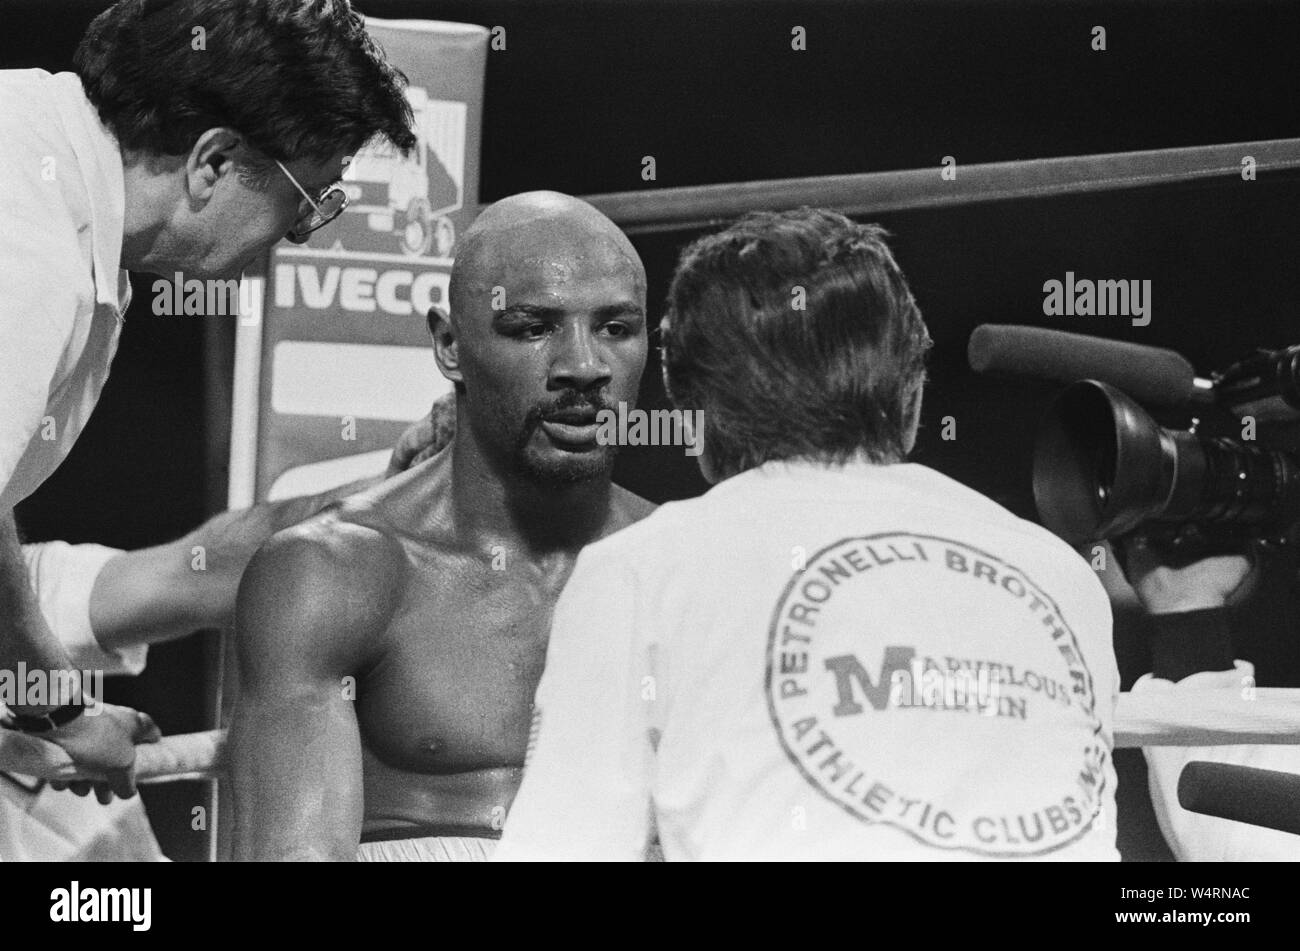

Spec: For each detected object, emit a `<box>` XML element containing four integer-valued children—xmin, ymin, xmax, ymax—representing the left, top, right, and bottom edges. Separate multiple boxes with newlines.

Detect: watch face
<box><xmin>10</xmin><ymin>703</ymin><xmax>82</xmax><ymax>733</ymax></box>
<box><xmin>9</xmin><ymin>713</ymin><xmax>54</xmax><ymax>733</ymax></box>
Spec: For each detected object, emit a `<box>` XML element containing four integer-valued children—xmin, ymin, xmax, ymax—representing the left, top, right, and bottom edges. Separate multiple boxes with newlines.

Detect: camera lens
<box><xmin>1034</xmin><ymin>380</ymin><xmax>1300</xmax><ymax>544</ymax></box>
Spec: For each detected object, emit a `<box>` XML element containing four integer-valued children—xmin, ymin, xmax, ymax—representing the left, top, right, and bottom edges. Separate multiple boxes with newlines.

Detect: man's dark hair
<box><xmin>661</xmin><ymin>207</ymin><xmax>933</xmax><ymax>479</ymax></box>
<box><xmin>74</xmin><ymin>0</ymin><xmax>416</xmax><ymax>172</ymax></box>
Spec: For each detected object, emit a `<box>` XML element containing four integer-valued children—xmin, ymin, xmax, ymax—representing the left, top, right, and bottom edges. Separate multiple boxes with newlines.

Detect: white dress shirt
<box><xmin>0</xmin><ymin>69</ymin><xmax>131</xmax><ymax>511</ymax></box>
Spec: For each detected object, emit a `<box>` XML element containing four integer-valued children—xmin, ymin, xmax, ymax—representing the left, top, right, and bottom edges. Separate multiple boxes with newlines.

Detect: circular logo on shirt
<box><xmin>764</xmin><ymin>532</ymin><xmax>1108</xmax><ymax>857</ymax></box>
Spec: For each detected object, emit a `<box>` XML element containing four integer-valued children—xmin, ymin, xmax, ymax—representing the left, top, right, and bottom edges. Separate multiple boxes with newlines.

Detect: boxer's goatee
<box><xmin>512</xmin><ymin>390</ymin><xmax>618</xmax><ymax>485</ymax></box>
<box><xmin>511</xmin><ymin>434</ymin><xmax>617</xmax><ymax>486</ymax></box>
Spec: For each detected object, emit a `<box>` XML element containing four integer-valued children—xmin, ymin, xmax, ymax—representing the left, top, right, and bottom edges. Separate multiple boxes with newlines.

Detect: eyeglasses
<box><xmin>275</xmin><ymin>160</ymin><xmax>349</xmax><ymax>239</ymax></box>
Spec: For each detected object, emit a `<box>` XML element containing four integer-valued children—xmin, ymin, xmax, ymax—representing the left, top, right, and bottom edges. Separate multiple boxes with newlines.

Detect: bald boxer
<box><xmin>229</xmin><ymin>192</ymin><xmax>655</xmax><ymax>861</ymax></box>
<box><xmin>1</xmin><ymin>0</ymin><xmax>414</xmax><ymax>796</ymax></box>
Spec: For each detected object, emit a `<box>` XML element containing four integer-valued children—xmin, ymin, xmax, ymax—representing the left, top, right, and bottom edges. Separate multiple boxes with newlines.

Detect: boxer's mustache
<box><xmin>530</xmin><ymin>391</ymin><xmax>611</xmax><ymax>425</ymax></box>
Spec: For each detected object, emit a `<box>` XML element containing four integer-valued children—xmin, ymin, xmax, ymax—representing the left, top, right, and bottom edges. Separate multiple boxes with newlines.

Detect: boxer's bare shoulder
<box><xmin>235</xmin><ymin>493</ymin><xmax>411</xmax><ymax>674</ymax></box>
<box><xmin>235</xmin><ymin>452</ymin><xmax>454</xmax><ymax>641</ymax></box>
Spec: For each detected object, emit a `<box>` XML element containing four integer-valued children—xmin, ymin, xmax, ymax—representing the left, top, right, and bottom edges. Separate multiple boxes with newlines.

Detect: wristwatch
<box><xmin>5</xmin><ymin>702</ymin><xmax>87</xmax><ymax>734</ymax></box>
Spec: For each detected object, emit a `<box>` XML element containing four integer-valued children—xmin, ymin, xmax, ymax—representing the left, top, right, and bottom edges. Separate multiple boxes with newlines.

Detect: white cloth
<box><xmin>0</xmin><ymin>69</ymin><xmax>131</xmax><ymax>512</ymax></box>
<box><xmin>0</xmin><ymin>774</ymin><xmax>165</xmax><ymax>863</ymax></box>
<box><xmin>497</xmin><ymin>460</ymin><xmax>1120</xmax><ymax>861</ymax></box>
<box><xmin>21</xmin><ymin>541</ymin><xmax>147</xmax><ymax>676</ymax></box>
<box><xmin>1138</xmin><ymin>662</ymin><xmax>1300</xmax><ymax>861</ymax></box>
<box><xmin>356</xmin><ymin>836</ymin><xmax>496</xmax><ymax>862</ymax></box>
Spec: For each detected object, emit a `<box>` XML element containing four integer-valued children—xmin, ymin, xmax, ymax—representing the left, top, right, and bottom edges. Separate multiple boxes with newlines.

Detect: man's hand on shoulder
<box><xmin>387</xmin><ymin>394</ymin><xmax>457</xmax><ymax>477</ymax></box>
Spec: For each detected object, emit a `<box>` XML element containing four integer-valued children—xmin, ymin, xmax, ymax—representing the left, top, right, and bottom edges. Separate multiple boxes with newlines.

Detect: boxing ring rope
<box><xmin>2</xmin><ymin>686</ymin><xmax>1299</xmax><ymax>785</ymax></box>
<box><xmin>1114</xmin><ymin>688</ymin><xmax>1300</xmax><ymax>748</ymax></box>
<box><xmin>582</xmin><ymin>138</ymin><xmax>1300</xmax><ymax>234</ymax></box>
<box><xmin>0</xmin><ymin>728</ymin><xmax>225</xmax><ymax>784</ymax></box>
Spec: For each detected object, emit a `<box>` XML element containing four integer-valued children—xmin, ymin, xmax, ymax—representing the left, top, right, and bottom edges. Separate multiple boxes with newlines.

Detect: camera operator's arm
<box><xmin>1122</xmin><ymin>539</ymin><xmax>1249</xmax><ymax>681</ymax></box>
<box><xmin>1121</xmin><ymin>539</ymin><xmax>1300</xmax><ymax>860</ymax></box>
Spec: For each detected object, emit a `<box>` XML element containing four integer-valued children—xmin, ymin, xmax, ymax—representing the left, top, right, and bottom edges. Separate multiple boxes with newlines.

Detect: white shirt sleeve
<box><xmin>494</xmin><ymin>550</ymin><xmax>655</xmax><ymax>861</ymax></box>
<box><xmin>0</xmin><ymin>138</ymin><xmax>85</xmax><ymax>506</ymax></box>
<box><xmin>1139</xmin><ymin>662</ymin><xmax>1300</xmax><ymax>861</ymax></box>
<box><xmin>21</xmin><ymin>542</ymin><xmax>147</xmax><ymax>676</ymax></box>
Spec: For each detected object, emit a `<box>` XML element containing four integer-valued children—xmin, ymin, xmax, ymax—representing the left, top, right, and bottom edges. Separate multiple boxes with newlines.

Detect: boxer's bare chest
<box><xmin>355</xmin><ymin>545</ymin><xmax>577</xmax><ymax>776</ymax></box>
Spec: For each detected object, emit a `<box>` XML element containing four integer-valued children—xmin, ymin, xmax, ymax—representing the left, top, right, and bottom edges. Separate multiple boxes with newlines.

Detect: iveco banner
<box><xmin>231</xmin><ymin>19</ymin><xmax>488</xmax><ymax>506</ymax></box>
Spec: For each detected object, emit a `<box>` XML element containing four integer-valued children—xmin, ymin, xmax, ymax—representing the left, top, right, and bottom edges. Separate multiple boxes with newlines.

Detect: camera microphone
<box><xmin>967</xmin><ymin>324</ymin><xmax>1214</xmax><ymax>408</ymax></box>
<box><xmin>1179</xmin><ymin>761</ymin><xmax>1300</xmax><ymax>837</ymax></box>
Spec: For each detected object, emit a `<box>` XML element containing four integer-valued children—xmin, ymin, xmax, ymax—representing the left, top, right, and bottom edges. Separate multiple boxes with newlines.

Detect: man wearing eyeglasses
<box><xmin>0</xmin><ymin>0</ymin><xmax>415</xmax><ymax>798</ymax></box>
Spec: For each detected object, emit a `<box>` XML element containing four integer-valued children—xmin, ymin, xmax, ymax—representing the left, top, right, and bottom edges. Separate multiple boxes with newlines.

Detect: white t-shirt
<box><xmin>496</xmin><ymin>459</ymin><xmax>1120</xmax><ymax>861</ymax></box>
<box><xmin>0</xmin><ymin>69</ymin><xmax>131</xmax><ymax>511</ymax></box>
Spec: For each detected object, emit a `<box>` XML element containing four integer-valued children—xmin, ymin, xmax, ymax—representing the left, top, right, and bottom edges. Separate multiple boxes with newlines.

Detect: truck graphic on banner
<box><xmin>312</xmin><ymin>86</ymin><xmax>466</xmax><ymax>258</ymax></box>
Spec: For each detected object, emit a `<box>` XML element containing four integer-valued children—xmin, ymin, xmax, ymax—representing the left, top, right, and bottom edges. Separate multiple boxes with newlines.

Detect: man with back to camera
<box><xmin>229</xmin><ymin>192</ymin><xmax>659</xmax><ymax>861</ymax></box>
<box><xmin>0</xmin><ymin>0</ymin><xmax>415</xmax><ymax>796</ymax></box>
<box><xmin>496</xmin><ymin>208</ymin><xmax>1121</xmax><ymax>861</ymax></box>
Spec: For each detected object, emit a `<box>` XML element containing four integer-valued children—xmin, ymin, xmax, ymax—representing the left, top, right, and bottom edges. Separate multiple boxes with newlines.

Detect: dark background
<box><xmin>5</xmin><ymin>0</ymin><xmax>1299</xmax><ymax>861</ymax></box>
